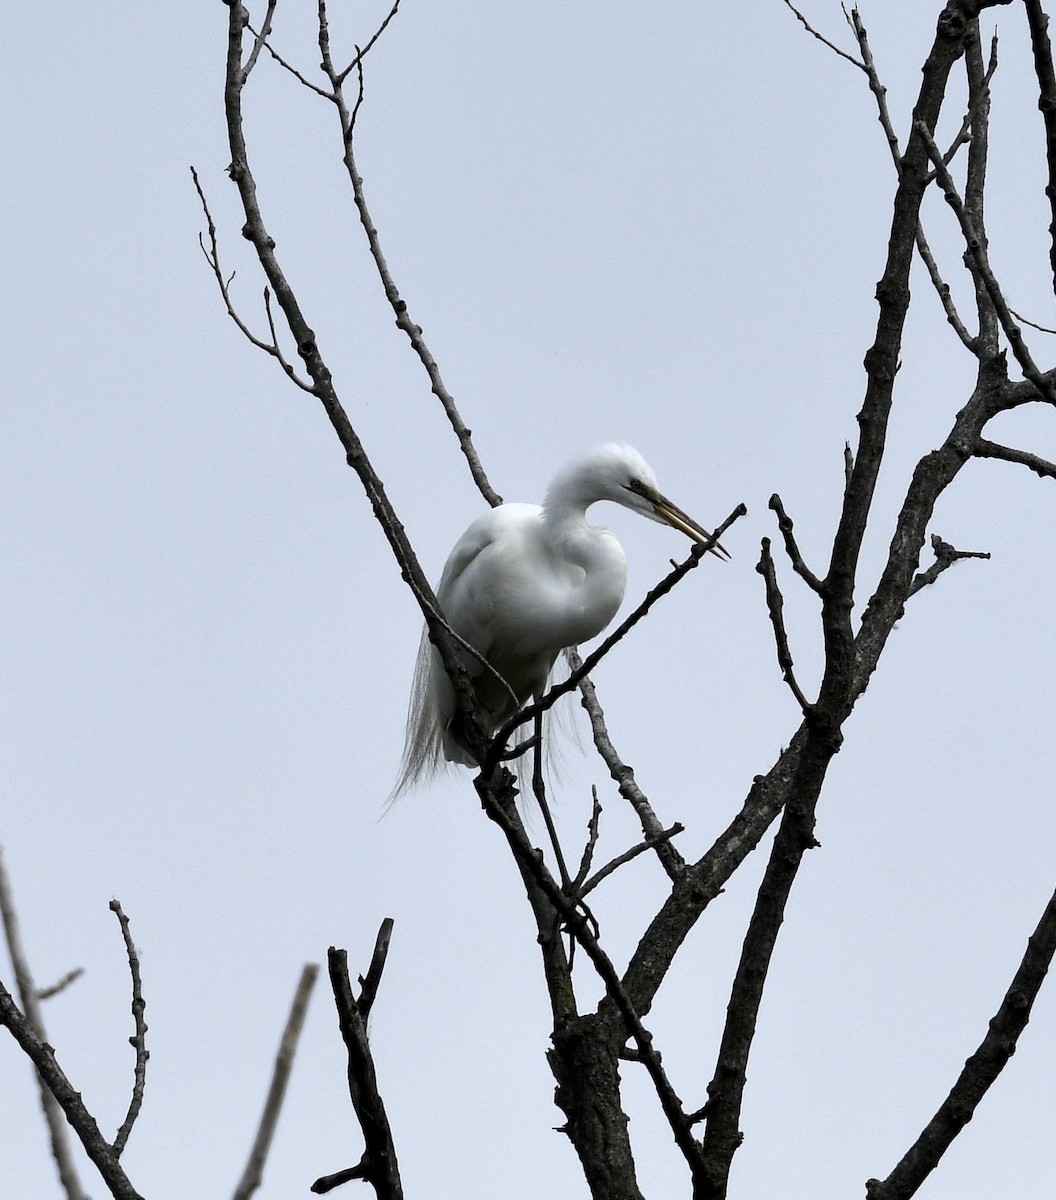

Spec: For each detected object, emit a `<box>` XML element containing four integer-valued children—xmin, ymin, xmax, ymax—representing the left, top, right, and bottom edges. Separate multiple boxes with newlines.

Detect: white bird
<box><xmin>393</xmin><ymin>444</ymin><xmax>726</xmax><ymax>793</ymax></box>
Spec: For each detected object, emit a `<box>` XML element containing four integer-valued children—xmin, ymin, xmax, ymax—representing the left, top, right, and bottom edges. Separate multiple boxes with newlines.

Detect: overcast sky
<box><xmin>3</xmin><ymin>3</ymin><xmax>1056</xmax><ymax>1198</ymax></box>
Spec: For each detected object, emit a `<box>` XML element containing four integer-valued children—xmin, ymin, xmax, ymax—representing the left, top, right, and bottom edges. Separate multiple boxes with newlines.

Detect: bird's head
<box><xmin>553</xmin><ymin>443</ymin><xmax>729</xmax><ymax>560</ymax></box>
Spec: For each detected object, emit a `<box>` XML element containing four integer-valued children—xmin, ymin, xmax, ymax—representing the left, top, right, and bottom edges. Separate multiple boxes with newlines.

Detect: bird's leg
<box><xmin>532</xmin><ymin>712</ymin><xmax>573</xmax><ymax>891</ymax></box>
<box><xmin>531</xmin><ymin>714</ymin><xmax>601</xmax><ymax>958</ymax></box>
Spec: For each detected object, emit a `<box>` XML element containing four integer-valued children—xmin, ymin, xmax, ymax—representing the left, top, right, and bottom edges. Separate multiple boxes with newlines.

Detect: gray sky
<box><xmin>3</xmin><ymin>2</ymin><xmax>1056</xmax><ymax>1197</ymax></box>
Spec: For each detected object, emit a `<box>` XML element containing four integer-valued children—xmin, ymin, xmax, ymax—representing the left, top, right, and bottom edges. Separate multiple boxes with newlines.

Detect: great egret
<box><xmin>394</xmin><ymin>443</ymin><xmax>726</xmax><ymax>792</ymax></box>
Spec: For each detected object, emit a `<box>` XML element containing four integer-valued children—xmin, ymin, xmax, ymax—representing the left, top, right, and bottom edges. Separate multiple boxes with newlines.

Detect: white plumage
<box><xmin>394</xmin><ymin>444</ymin><xmax>725</xmax><ymax>792</ymax></box>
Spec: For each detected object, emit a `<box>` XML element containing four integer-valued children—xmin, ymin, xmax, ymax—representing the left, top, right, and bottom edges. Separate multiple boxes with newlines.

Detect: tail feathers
<box><xmin>388</xmin><ymin>634</ymin><xmax>578</xmax><ymax>802</ymax></box>
<box><xmin>389</xmin><ymin>630</ymin><xmax>450</xmax><ymax>800</ymax></box>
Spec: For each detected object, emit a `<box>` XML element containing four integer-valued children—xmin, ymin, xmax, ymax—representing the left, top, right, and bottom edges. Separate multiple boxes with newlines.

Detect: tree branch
<box><xmin>569</xmin><ymin>655</ymin><xmax>687</xmax><ymax>882</ymax></box>
<box><xmin>0</xmin><ymin>846</ymin><xmax>89</xmax><ymax>1200</ymax></box>
<box><xmin>108</xmin><ymin>900</ymin><xmax>148</xmax><ymax>1158</ymax></box>
<box><xmin>0</xmin><ymin>982</ymin><xmax>143</xmax><ymax>1200</ymax></box>
<box><xmin>866</xmin><ymin>876</ymin><xmax>1056</xmax><ymax>1200</ymax></box>
<box><xmin>698</xmin><ymin>737</ymin><xmax>828</xmax><ymax>1199</ymax></box>
<box><xmin>973</xmin><ymin>436</ymin><xmax>1056</xmax><ymax>479</ymax></box>
<box><xmin>907</xmin><ymin>533</ymin><xmax>991</xmax><ymax>596</ymax></box>
<box><xmin>849</xmin><ymin>6</ymin><xmax>978</xmax><ymax>350</ymax></box>
<box><xmin>578</xmin><ymin>825</ymin><xmax>684</xmax><ymax>899</ymax></box>
<box><xmin>37</xmin><ymin>968</ymin><xmax>84</xmax><ymax>1002</ymax></box>
<box><xmin>756</xmin><ymin>537</ymin><xmax>813</xmax><ymax>712</ymax></box>
<box><xmin>821</xmin><ymin>3</ymin><xmax>982</xmax><ymax>708</ymax></box>
<box><xmin>219</xmin><ymin>0</ymin><xmax>489</xmax><ymax>760</ymax></box>
<box><xmin>768</xmin><ymin>493</ymin><xmax>822</xmax><ymax>593</ymax></box>
<box><xmin>1024</xmin><ymin>0</ymin><xmax>1056</xmax><ymax>298</ymax></box>
<box><xmin>316</xmin><ymin>22</ymin><xmax>502</xmax><ymax>507</ymax></box>
<box><xmin>313</xmin><ymin>939</ymin><xmax>402</xmax><ymax>1198</ymax></box>
<box><xmin>233</xmin><ymin>963</ymin><xmax>319</xmax><ymax>1200</ymax></box>
<box><xmin>917</xmin><ymin>120</ymin><xmax>1056</xmax><ymax>402</ymax></box>
<box><xmin>475</xmin><ymin>775</ymin><xmax>705</xmax><ymax>1186</ymax></box>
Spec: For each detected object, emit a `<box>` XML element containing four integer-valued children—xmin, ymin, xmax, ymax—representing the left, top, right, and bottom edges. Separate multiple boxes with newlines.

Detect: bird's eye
<box><xmin>625</xmin><ymin>478</ymin><xmax>645</xmax><ymax>495</ymax></box>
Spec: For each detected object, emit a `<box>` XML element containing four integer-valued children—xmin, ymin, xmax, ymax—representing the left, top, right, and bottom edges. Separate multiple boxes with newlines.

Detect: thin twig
<box><xmin>0</xmin><ymin>977</ymin><xmax>143</xmax><ymax>1200</ymax></box>
<box><xmin>580</xmin><ymin>825</ymin><xmax>684</xmax><ymax>898</ymax></box>
<box><xmin>916</xmin><ymin>223</ymin><xmax>978</xmax><ymax>350</ymax></box>
<box><xmin>963</xmin><ymin>22</ymin><xmax>1001</xmax><ymax>357</ymax></box>
<box><xmin>938</xmin><ymin>29</ymin><xmax>999</xmax><ymax>175</ymax></box>
<box><xmin>531</xmin><ymin>715</ymin><xmax>575</xmax><ymax>893</ymax></box>
<box><xmin>756</xmin><ymin>538</ymin><xmax>812</xmax><ymax>712</ymax></box>
<box><xmin>781</xmin><ymin>0</ymin><xmax>865</xmax><ymax>70</ymax></box>
<box><xmin>190</xmin><ymin>166</ymin><xmax>314</xmax><ymax>392</ymax></box>
<box><xmin>848</xmin><ymin>7</ymin><xmax>900</xmax><ymax>170</ymax></box>
<box><xmin>312</xmin><ymin>7</ymin><xmax>501</xmax><ymax>505</ymax></box>
<box><xmin>768</xmin><ymin>493</ymin><xmax>822</xmax><ymax>593</ymax></box>
<box><xmin>336</xmin><ymin>0</ymin><xmax>403</xmax><ymax>85</ymax></box>
<box><xmin>917</xmin><ymin>121</ymin><xmax>1056</xmax><ymax>404</ymax></box>
<box><xmin>907</xmin><ymin>533</ymin><xmax>990</xmax><ymax>597</ymax></box>
<box><xmin>37</xmin><ymin>968</ymin><xmax>84</xmax><ymax>1001</ymax></box>
<box><xmin>233</xmin><ymin>963</ymin><xmax>319</xmax><ymax>1200</ymax></box>
<box><xmin>108</xmin><ymin>900</ymin><xmax>148</xmax><ymax>1158</ymax></box>
<box><xmin>241</xmin><ymin>0</ymin><xmax>277</xmax><ymax>83</ymax></box>
<box><xmin>848</xmin><ymin>6</ymin><xmax>976</xmax><ymax>349</ymax></box>
<box><xmin>572</xmin><ymin>788</ymin><xmax>604</xmax><ymax>890</ymax></box>
<box><xmin>570</xmin><ymin>659</ymin><xmax>686</xmax><ymax>881</ymax></box>
<box><xmin>1011</xmin><ymin>307</ymin><xmax>1056</xmax><ymax>335</ymax></box>
<box><xmin>251</xmin><ymin>27</ymin><xmax>335</xmax><ymax>98</ymax></box>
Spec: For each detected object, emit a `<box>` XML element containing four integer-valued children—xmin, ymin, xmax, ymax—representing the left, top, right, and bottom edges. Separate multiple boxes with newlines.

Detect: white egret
<box><xmin>394</xmin><ymin>443</ymin><xmax>726</xmax><ymax>793</ymax></box>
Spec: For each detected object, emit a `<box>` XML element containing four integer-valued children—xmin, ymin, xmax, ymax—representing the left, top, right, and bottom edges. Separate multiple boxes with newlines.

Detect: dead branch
<box><xmin>917</xmin><ymin>120</ymin><xmax>1056</xmax><ymax>403</ymax></box>
<box><xmin>219</xmin><ymin>0</ymin><xmax>489</xmax><ymax>761</ymax></box>
<box><xmin>191</xmin><ymin>166</ymin><xmax>314</xmax><ymax>391</ymax></box>
<box><xmin>312</xmin><ymin>940</ymin><xmax>402</xmax><ymax>1199</ymax></box>
<box><xmin>756</xmin><ymin>537</ymin><xmax>813</xmax><ymax>712</ymax></box>
<box><xmin>475</xmin><ymin>775</ymin><xmax>705</xmax><ymax>1186</ymax></box>
<box><xmin>108</xmin><ymin>900</ymin><xmax>148</xmax><ymax>1158</ymax></box>
<box><xmin>845</xmin><ymin>7</ymin><xmax>978</xmax><ymax>349</ymax></box>
<box><xmin>571</xmin><ymin>788</ymin><xmax>605</xmax><ymax>890</ymax></box>
<box><xmin>908</xmin><ymin>534</ymin><xmax>991</xmax><ymax>596</ymax></box>
<box><xmin>579</xmin><ymin>825</ymin><xmax>684</xmax><ymax>899</ymax></box>
<box><xmin>0</xmin><ymin>847</ymin><xmax>89</xmax><ymax>1200</ymax></box>
<box><xmin>866</xmin><ymin>876</ymin><xmax>1056</xmax><ymax>1200</ymax></box>
<box><xmin>1024</xmin><ymin>0</ymin><xmax>1056</xmax><ymax>298</ymax></box>
<box><xmin>0</xmin><ymin>980</ymin><xmax>143</xmax><ymax>1200</ymax></box>
<box><xmin>37</xmin><ymin>968</ymin><xmax>84</xmax><ymax>1001</ymax></box>
<box><xmin>768</xmin><ymin>493</ymin><xmax>823</xmax><ymax>593</ymax></box>
<box><xmin>233</xmin><ymin>963</ymin><xmax>319</xmax><ymax>1200</ymax></box>
<box><xmin>570</xmin><ymin>658</ymin><xmax>687</xmax><ymax>882</ymax></box>
<box><xmin>356</xmin><ymin>919</ymin><xmax>393</xmax><ymax>1021</ymax></box>
<box><xmin>304</xmin><ymin>5</ymin><xmax>500</xmax><ymax>505</ymax></box>
<box><xmin>780</xmin><ymin>0</ymin><xmax>866</xmax><ymax>69</ymax></box>
<box><xmin>973</xmin><ymin>437</ymin><xmax>1056</xmax><ymax>479</ymax></box>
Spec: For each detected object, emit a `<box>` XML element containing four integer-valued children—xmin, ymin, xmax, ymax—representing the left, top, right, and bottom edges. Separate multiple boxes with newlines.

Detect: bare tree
<box><xmin>3</xmin><ymin>1</ymin><xmax>1056</xmax><ymax>1198</ymax></box>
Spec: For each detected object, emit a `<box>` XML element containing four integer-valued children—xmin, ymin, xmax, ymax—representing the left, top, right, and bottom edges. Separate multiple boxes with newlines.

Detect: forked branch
<box><xmin>312</xmin><ymin>936</ymin><xmax>402</xmax><ymax>1199</ymax></box>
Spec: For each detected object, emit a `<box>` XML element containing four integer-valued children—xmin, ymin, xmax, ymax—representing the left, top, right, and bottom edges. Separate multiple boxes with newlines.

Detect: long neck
<box><xmin>541</xmin><ymin>498</ymin><xmax>627</xmax><ymax>643</ymax></box>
